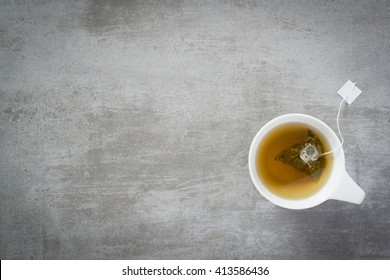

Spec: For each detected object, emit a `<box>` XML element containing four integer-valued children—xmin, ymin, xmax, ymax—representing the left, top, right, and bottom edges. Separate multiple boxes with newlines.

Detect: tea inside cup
<box><xmin>248</xmin><ymin>114</ymin><xmax>347</xmax><ymax>209</ymax></box>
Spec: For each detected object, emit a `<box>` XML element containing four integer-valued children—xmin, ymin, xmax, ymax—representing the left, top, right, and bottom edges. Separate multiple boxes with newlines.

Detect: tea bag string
<box><xmin>320</xmin><ymin>85</ymin><xmax>352</xmax><ymax>157</ymax></box>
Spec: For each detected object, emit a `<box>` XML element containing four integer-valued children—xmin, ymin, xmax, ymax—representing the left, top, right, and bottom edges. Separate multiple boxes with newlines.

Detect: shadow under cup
<box><xmin>248</xmin><ymin>114</ymin><xmax>345</xmax><ymax>209</ymax></box>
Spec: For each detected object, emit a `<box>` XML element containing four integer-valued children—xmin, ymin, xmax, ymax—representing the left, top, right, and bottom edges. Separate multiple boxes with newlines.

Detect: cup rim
<box><xmin>248</xmin><ymin>113</ymin><xmax>345</xmax><ymax>209</ymax></box>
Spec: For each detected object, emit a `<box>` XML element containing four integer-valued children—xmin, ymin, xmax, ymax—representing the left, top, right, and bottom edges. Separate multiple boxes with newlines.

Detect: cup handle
<box><xmin>329</xmin><ymin>170</ymin><xmax>365</xmax><ymax>204</ymax></box>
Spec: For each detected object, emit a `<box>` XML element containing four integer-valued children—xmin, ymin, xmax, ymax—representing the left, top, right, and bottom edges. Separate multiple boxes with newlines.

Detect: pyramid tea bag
<box><xmin>275</xmin><ymin>130</ymin><xmax>325</xmax><ymax>178</ymax></box>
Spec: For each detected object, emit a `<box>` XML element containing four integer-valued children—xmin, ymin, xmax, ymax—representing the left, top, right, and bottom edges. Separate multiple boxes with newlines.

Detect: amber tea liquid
<box><xmin>256</xmin><ymin>123</ymin><xmax>333</xmax><ymax>199</ymax></box>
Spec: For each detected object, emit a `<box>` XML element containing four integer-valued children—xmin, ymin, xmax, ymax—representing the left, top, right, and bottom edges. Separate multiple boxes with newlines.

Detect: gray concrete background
<box><xmin>0</xmin><ymin>0</ymin><xmax>389</xmax><ymax>259</ymax></box>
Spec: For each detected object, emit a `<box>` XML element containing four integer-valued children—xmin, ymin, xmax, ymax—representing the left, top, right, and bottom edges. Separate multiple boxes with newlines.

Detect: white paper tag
<box><xmin>337</xmin><ymin>80</ymin><xmax>362</xmax><ymax>105</ymax></box>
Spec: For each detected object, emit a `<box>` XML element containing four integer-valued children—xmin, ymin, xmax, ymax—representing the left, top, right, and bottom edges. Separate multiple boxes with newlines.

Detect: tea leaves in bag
<box><xmin>275</xmin><ymin>130</ymin><xmax>325</xmax><ymax>178</ymax></box>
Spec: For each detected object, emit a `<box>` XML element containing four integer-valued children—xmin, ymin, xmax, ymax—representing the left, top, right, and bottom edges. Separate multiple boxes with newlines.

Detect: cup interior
<box><xmin>248</xmin><ymin>114</ymin><xmax>345</xmax><ymax>209</ymax></box>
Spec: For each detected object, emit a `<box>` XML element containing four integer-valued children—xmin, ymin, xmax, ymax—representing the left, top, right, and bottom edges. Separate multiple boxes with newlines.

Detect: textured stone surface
<box><xmin>0</xmin><ymin>0</ymin><xmax>389</xmax><ymax>259</ymax></box>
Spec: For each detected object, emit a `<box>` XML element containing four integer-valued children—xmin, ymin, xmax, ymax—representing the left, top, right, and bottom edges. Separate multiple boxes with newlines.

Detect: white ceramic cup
<box><xmin>248</xmin><ymin>113</ymin><xmax>365</xmax><ymax>209</ymax></box>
